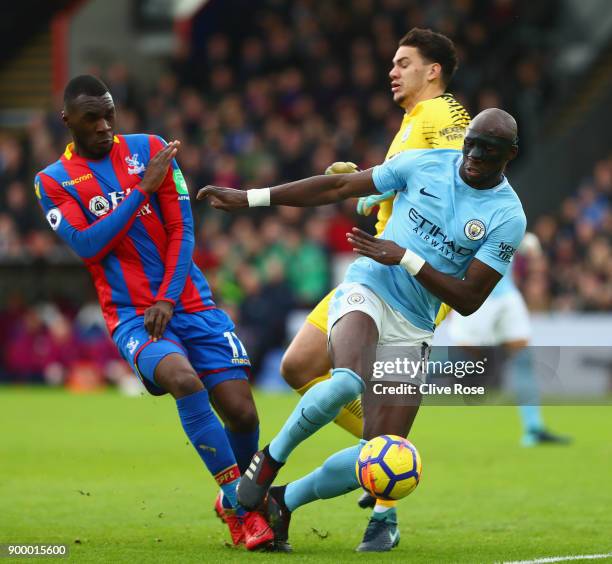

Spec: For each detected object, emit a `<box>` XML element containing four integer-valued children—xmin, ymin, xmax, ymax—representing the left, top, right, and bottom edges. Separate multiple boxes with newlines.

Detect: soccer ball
<box><xmin>356</xmin><ymin>435</ymin><xmax>422</xmax><ymax>500</ymax></box>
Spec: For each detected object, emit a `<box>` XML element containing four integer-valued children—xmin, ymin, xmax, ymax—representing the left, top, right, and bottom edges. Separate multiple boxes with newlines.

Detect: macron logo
<box><xmin>61</xmin><ymin>173</ymin><xmax>93</xmax><ymax>187</ymax></box>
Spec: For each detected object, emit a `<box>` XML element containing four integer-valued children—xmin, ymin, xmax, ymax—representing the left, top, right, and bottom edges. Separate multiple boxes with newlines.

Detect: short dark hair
<box><xmin>399</xmin><ymin>28</ymin><xmax>458</xmax><ymax>86</ymax></box>
<box><xmin>64</xmin><ymin>75</ymin><xmax>110</xmax><ymax>105</ymax></box>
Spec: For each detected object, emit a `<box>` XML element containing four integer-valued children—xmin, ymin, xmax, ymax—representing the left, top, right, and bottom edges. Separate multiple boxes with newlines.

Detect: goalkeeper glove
<box><xmin>356</xmin><ymin>190</ymin><xmax>396</xmax><ymax>216</ymax></box>
<box><xmin>324</xmin><ymin>161</ymin><xmax>361</xmax><ymax>175</ymax></box>
<box><xmin>323</xmin><ymin>162</ymin><xmax>395</xmax><ymax>216</ymax></box>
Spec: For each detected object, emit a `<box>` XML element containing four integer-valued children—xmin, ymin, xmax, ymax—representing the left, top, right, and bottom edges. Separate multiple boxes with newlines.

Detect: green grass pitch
<box><xmin>1</xmin><ymin>387</ymin><xmax>611</xmax><ymax>563</ymax></box>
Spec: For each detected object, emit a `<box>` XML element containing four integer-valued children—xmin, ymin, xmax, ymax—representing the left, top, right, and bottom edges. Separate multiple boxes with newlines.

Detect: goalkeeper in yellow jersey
<box><xmin>278</xmin><ymin>28</ymin><xmax>470</xmax><ymax>551</ymax></box>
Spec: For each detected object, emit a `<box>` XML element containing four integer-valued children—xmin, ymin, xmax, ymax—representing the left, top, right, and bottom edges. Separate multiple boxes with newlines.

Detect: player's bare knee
<box><xmin>279</xmin><ymin>349</ymin><xmax>305</xmax><ymax>388</ymax></box>
<box><xmin>167</xmin><ymin>369</ymin><xmax>203</xmax><ymax>398</ymax></box>
<box><xmin>226</xmin><ymin>406</ymin><xmax>259</xmax><ymax>433</ymax></box>
<box><xmin>281</xmin><ymin>322</ymin><xmax>331</xmax><ymax>389</ymax></box>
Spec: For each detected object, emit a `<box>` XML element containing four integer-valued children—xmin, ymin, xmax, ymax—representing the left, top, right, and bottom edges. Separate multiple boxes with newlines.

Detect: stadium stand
<box><xmin>0</xmin><ymin>0</ymin><xmax>610</xmax><ymax>383</ymax></box>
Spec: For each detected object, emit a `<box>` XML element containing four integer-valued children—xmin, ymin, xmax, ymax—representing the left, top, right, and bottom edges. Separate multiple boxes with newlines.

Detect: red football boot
<box><xmin>242</xmin><ymin>510</ymin><xmax>274</xmax><ymax>551</ymax></box>
<box><xmin>214</xmin><ymin>492</ymin><xmax>244</xmax><ymax>546</ymax></box>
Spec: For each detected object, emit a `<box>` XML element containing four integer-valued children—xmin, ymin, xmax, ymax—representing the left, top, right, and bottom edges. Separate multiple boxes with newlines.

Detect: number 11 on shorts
<box><xmin>223</xmin><ymin>331</ymin><xmax>247</xmax><ymax>358</ymax></box>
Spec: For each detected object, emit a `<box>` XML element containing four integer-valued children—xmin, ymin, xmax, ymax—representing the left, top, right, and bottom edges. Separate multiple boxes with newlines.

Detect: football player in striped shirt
<box><xmin>35</xmin><ymin>75</ymin><xmax>272</xmax><ymax>550</ymax></box>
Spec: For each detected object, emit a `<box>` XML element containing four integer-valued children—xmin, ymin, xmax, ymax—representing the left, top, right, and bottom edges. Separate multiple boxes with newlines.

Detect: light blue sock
<box><xmin>268</xmin><ymin>368</ymin><xmax>364</xmax><ymax>463</ymax></box>
<box><xmin>508</xmin><ymin>348</ymin><xmax>543</xmax><ymax>433</ymax></box>
<box><xmin>519</xmin><ymin>405</ymin><xmax>543</xmax><ymax>434</ymax></box>
<box><xmin>284</xmin><ymin>443</ymin><xmax>363</xmax><ymax>511</ymax></box>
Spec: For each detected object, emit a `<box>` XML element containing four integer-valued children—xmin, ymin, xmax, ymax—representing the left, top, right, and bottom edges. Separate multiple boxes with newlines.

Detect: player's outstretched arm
<box><xmin>347</xmin><ymin>228</ymin><xmax>501</xmax><ymax>316</ymax></box>
<box><xmin>197</xmin><ymin>169</ymin><xmax>378</xmax><ymax>211</ymax></box>
<box><xmin>324</xmin><ymin>161</ymin><xmax>395</xmax><ymax>216</ymax></box>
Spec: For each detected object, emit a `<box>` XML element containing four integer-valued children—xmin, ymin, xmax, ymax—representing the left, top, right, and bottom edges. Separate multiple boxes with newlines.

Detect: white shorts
<box><xmin>447</xmin><ymin>289</ymin><xmax>531</xmax><ymax>346</ymax></box>
<box><xmin>328</xmin><ymin>282</ymin><xmax>433</xmax><ymax>346</ymax></box>
<box><xmin>328</xmin><ymin>282</ymin><xmax>434</xmax><ymax>384</ymax></box>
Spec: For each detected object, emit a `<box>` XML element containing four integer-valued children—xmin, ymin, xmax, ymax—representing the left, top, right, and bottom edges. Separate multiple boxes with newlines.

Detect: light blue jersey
<box><xmin>344</xmin><ymin>149</ymin><xmax>527</xmax><ymax>331</ymax></box>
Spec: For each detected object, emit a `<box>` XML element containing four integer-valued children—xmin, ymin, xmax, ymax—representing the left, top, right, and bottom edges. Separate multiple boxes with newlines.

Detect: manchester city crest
<box><xmin>347</xmin><ymin>293</ymin><xmax>366</xmax><ymax>305</ymax></box>
<box><xmin>464</xmin><ymin>219</ymin><xmax>486</xmax><ymax>241</ymax></box>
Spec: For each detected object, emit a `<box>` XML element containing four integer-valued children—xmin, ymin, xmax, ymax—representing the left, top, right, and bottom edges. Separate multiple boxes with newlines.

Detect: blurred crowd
<box><xmin>519</xmin><ymin>157</ymin><xmax>612</xmax><ymax>312</ymax></box>
<box><xmin>0</xmin><ymin>0</ymin><xmax>609</xmax><ymax>384</ymax></box>
<box><xmin>0</xmin><ymin>294</ymin><xmax>137</xmax><ymax>390</ymax></box>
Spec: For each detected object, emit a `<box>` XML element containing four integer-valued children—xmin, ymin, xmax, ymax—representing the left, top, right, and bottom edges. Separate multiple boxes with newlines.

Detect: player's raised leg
<box><xmin>281</xmin><ymin>292</ymin><xmax>364</xmax><ymax>438</ymax></box>
<box><xmin>265</xmin><ymin>442</ymin><xmax>364</xmax><ymax>552</ymax></box>
<box><xmin>263</xmin><ymin>402</ymin><xmax>420</xmax><ymax>553</ymax></box>
<box><xmin>237</xmin><ymin>309</ymin><xmax>376</xmax><ymax>510</ymax></box>
<box><xmin>260</xmin><ymin>308</ymin><xmax>380</xmax><ymax>549</ymax></box>
<box><xmin>260</xmin><ymin>290</ymin><xmax>429</xmax><ymax>551</ymax></box>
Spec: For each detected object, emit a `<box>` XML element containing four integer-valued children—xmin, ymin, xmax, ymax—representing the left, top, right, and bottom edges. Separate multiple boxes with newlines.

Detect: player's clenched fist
<box><xmin>196</xmin><ymin>185</ymin><xmax>248</xmax><ymax>211</ymax></box>
<box><xmin>140</xmin><ymin>140</ymin><xmax>180</xmax><ymax>194</ymax></box>
<box><xmin>144</xmin><ymin>300</ymin><xmax>174</xmax><ymax>341</ymax></box>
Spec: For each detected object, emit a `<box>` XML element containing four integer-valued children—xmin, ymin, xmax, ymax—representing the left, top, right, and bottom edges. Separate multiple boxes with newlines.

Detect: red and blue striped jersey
<box><xmin>35</xmin><ymin>134</ymin><xmax>215</xmax><ymax>334</ymax></box>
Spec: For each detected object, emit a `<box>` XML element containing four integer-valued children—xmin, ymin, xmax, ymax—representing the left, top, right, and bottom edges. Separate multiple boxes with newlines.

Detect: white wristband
<box><xmin>400</xmin><ymin>248</ymin><xmax>425</xmax><ymax>275</ymax></box>
<box><xmin>247</xmin><ymin>188</ymin><xmax>271</xmax><ymax>207</ymax></box>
